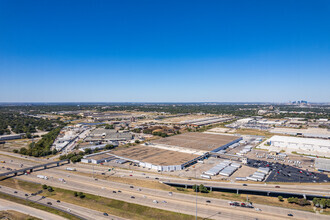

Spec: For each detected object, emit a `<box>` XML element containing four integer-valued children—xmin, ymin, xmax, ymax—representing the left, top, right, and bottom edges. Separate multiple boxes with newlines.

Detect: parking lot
<box><xmin>246</xmin><ymin>159</ymin><xmax>329</xmax><ymax>183</ymax></box>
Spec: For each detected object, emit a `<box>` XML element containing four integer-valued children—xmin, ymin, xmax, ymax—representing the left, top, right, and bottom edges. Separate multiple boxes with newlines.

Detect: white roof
<box><xmin>269</xmin><ymin>135</ymin><xmax>330</xmax><ymax>147</ymax></box>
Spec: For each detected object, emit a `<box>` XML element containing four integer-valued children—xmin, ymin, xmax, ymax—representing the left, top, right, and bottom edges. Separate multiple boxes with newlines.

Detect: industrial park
<box><xmin>1</xmin><ymin>0</ymin><xmax>330</xmax><ymax>219</ymax></box>
<box><xmin>0</xmin><ymin>103</ymin><xmax>329</xmax><ymax>220</ymax></box>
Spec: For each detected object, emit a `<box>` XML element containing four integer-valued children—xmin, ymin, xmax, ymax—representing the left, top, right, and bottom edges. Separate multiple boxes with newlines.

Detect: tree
<box><xmin>192</xmin><ymin>184</ymin><xmax>199</xmax><ymax>192</ymax></box>
<box><xmin>74</xmin><ymin>192</ymin><xmax>78</xmax><ymax>197</ymax></box>
<box><xmin>313</xmin><ymin>198</ymin><xmax>320</xmax><ymax>207</ymax></box>
<box><xmin>320</xmin><ymin>199</ymin><xmax>327</xmax><ymax>209</ymax></box>
<box><xmin>84</xmin><ymin>148</ymin><xmax>92</xmax><ymax>154</ymax></box>
<box><xmin>199</xmin><ymin>184</ymin><xmax>209</xmax><ymax>193</ymax></box>
<box><xmin>135</xmin><ymin>140</ymin><xmax>140</xmax><ymax>144</ymax></box>
<box><xmin>47</xmin><ymin>186</ymin><xmax>54</xmax><ymax>192</ymax></box>
<box><xmin>42</xmin><ymin>184</ymin><xmax>48</xmax><ymax>190</ymax></box>
<box><xmin>278</xmin><ymin>196</ymin><xmax>284</xmax><ymax>202</ymax></box>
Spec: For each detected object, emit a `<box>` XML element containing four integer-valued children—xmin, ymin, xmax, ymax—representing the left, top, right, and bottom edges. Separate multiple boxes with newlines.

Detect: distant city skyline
<box><xmin>1</xmin><ymin>0</ymin><xmax>330</xmax><ymax>102</ymax></box>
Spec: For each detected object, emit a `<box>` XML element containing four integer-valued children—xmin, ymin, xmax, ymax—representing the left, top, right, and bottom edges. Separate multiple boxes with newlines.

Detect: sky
<box><xmin>0</xmin><ymin>0</ymin><xmax>329</xmax><ymax>103</ymax></box>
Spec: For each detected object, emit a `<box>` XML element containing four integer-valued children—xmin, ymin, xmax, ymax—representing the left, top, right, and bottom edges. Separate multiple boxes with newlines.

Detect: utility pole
<box><xmin>195</xmin><ymin>167</ymin><xmax>197</xmax><ymax>220</ymax></box>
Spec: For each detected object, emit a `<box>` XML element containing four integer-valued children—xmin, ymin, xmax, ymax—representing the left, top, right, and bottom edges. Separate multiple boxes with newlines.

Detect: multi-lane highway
<box><xmin>1</xmin><ymin>154</ymin><xmax>329</xmax><ymax>220</ymax></box>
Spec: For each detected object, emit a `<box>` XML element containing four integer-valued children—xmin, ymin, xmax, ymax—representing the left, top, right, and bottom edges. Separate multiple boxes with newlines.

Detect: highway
<box><xmin>0</xmin><ymin>185</ymin><xmax>124</xmax><ymax>220</ymax></box>
<box><xmin>0</xmin><ymin>198</ymin><xmax>67</xmax><ymax>220</ymax></box>
<box><xmin>1</xmin><ymin>154</ymin><xmax>330</xmax><ymax>219</ymax></box>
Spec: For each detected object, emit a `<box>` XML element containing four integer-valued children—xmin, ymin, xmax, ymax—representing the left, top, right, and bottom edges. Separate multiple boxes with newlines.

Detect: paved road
<box><xmin>12</xmin><ymin>169</ymin><xmax>330</xmax><ymax>220</ymax></box>
<box><xmin>0</xmin><ymin>198</ymin><xmax>67</xmax><ymax>220</ymax></box>
<box><xmin>1</xmin><ymin>155</ymin><xmax>329</xmax><ymax>220</ymax></box>
<box><xmin>0</xmin><ymin>185</ymin><xmax>125</xmax><ymax>220</ymax></box>
<box><xmin>1</xmin><ymin>154</ymin><xmax>329</xmax><ymax>196</ymax></box>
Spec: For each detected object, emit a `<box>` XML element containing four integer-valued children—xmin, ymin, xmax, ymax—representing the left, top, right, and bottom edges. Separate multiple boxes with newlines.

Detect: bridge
<box><xmin>0</xmin><ymin>159</ymin><xmax>70</xmax><ymax>178</ymax></box>
<box><xmin>162</xmin><ymin>181</ymin><xmax>330</xmax><ymax>200</ymax></box>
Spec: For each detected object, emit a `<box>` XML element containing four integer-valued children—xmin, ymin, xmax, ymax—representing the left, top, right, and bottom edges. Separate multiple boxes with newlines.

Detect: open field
<box><xmin>152</xmin><ymin>132</ymin><xmax>240</xmax><ymax>151</ymax></box>
<box><xmin>0</xmin><ymin>178</ymin><xmax>201</xmax><ymax>220</ymax></box>
<box><xmin>0</xmin><ymin>139</ymin><xmax>33</xmax><ymax>152</ymax></box>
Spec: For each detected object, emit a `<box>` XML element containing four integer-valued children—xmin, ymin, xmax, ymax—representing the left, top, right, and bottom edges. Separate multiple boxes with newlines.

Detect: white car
<box><xmin>153</xmin><ymin>200</ymin><xmax>158</xmax><ymax>204</ymax></box>
<box><xmin>255</xmin><ymin>208</ymin><xmax>262</xmax><ymax>211</ymax></box>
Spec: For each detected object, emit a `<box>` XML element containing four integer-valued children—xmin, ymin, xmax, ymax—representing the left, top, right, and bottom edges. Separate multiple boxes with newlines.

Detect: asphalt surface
<box><xmin>246</xmin><ymin>159</ymin><xmax>329</xmax><ymax>183</ymax></box>
<box><xmin>0</xmin><ymin>198</ymin><xmax>67</xmax><ymax>220</ymax></box>
<box><xmin>1</xmin><ymin>154</ymin><xmax>330</xmax><ymax>220</ymax></box>
<box><xmin>0</xmin><ymin>185</ymin><xmax>124</xmax><ymax>220</ymax></box>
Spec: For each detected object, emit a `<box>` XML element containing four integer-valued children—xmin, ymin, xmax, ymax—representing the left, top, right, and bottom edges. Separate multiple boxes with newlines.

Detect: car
<box><xmin>153</xmin><ymin>200</ymin><xmax>158</xmax><ymax>203</ymax></box>
<box><xmin>25</xmin><ymin>194</ymin><xmax>29</xmax><ymax>196</ymax></box>
<box><xmin>101</xmin><ymin>173</ymin><xmax>105</xmax><ymax>175</ymax></box>
<box><xmin>275</xmin><ymin>186</ymin><xmax>280</xmax><ymax>188</ymax></box>
<box><xmin>188</xmin><ymin>178</ymin><xmax>191</xmax><ymax>180</ymax></box>
<box><xmin>113</xmin><ymin>191</ymin><xmax>117</xmax><ymax>193</ymax></box>
<box><xmin>131</xmin><ymin>196</ymin><xmax>135</xmax><ymax>199</ymax></box>
<box><xmin>47</xmin><ymin>202</ymin><xmax>52</xmax><ymax>205</ymax></box>
<box><xmin>155</xmin><ymin>177</ymin><xmax>159</xmax><ymax>180</ymax></box>
<box><xmin>255</xmin><ymin>208</ymin><xmax>262</xmax><ymax>211</ymax></box>
<box><xmin>57</xmin><ymin>200</ymin><xmax>60</xmax><ymax>203</ymax></box>
<box><xmin>42</xmin><ymin>196</ymin><xmax>46</xmax><ymax>199</ymax></box>
<box><xmin>118</xmin><ymin>190</ymin><xmax>122</xmax><ymax>193</ymax></box>
<box><xmin>103</xmin><ymin>213</ymin><xmax>109</xmax><ymax>216</ymax></box>
<box><xmin>243</xmin><ymin>184</ymin><xmax>248</xmax><ymax>186</ymax></box>
<box><xmin>146</xmin><ymin>176</ymin><xmax>149</xmax><ymax>178</ymax></box>
<box><xmin>14</xmin><ymin>191</ymin><xmax>17</xmax><ymax>194</ymax></box>
<box><xmin>162</xmin><ymin>200</ymin><xmax>167</xmax><ymax>203</ymax></box>
<box><xmin>94</xmin><ymin>178</ymin><xmax>98</xmax><ymax>181</ymax></box>
<box><xmin>129</xmin><ymin>175</ymin><xmax>133</xmax><ymax>176</ymax></box>
<box><xmin>130</xmin><ymin>186</ymin><xmax>134</xmax><ymax>188</ymax></box>
<box><xmin>137</xmin><ymin>188</ymin><xmax>141</xmax><ymax>191</ymax></box>
<box><xmin>206</xmin><ymin>200</ymin><xmax>211</xmax><ymax>203</ymax></box>
<box><xmin>287</xmin><ymin>214</ymin><xmax>293</xmax><ymax>217</ymax></box>
<box><xmin>168</xmin><ymin>192</ymin><xmax>173</xmax><ymax>196</ymax></box>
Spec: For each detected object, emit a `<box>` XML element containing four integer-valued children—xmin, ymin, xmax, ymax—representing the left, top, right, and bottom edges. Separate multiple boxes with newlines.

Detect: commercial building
<box><xmin>85</xmin><ymin>128</ymin><xmax>133</xmax><ymax>143</ymax></box>
<box><xmin>152</xmin><ymin>132</ymin><xmax>242</xmax><ymax>153</ymax></box>
<box><xmin>262</xmin><ymin>135</ymin><xmax>330</xmax><ymax>157</ymax></box>
<box><xmin>110</xmin><ymin>145</ymin><xmax>207</xmax><ymax>171</ymax></box>
<box><xmin>269</xmin><ymin>127</ymin><xmax>330</xmax><ymax>139</ymax></box>
<box><xmin>0</xmin><ymin>134</ymin><xmax>25</xmax><ymax>141</ymax></box>
<box><xmin>315</xmin><ymin>158</ymin><xmax>330</xmax><ymax>172</ymax></box>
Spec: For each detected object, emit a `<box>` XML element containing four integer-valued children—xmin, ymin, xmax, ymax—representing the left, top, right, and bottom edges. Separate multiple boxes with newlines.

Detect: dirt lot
<box><xmin>0</xmin><ymin>139</ymin><xmax>36</xmax><ymax>152</ymax></box>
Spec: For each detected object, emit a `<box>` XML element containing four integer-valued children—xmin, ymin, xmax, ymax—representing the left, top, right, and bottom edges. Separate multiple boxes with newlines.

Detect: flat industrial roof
<box><xmin>269</xmin><ymin>135</ymin><xmax>330</xmax><ymax>147</ymax></box>
<box><xmin>111</xmin><ymin>145</ymin><xmax>198</xmax><ymax>166</ymax></box>
<box><xmin>152</xmin><ymin>132</ymin><xmax>240</xmax><ymax>151</ymax></box>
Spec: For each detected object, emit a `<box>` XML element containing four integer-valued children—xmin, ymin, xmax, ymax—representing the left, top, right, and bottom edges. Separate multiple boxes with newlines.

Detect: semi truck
<box><xmin>66</xmin><ymin>167</ymin><xmax>76</xmax><ymax>171</ymax></box>
<box><xmin>37</xmin><ymin>175</ymin><xmax>48</xmax><ymax>180</ymax></box>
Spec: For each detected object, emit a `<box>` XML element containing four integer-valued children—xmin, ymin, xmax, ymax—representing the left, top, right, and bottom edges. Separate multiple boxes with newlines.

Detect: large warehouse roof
<box><xmin>315</xmin><ymin>158</ymin><xmax>330</xmax><ymax>172</ymax></box>
<box><xmin>152</xmin><ymin>132</ymin><xmax>240</xmax><ymax>151</ymax></box>
<box><xmin>111</xmin><ymin>145</ymin><xmax>198</xmax><ymax>166</ymax></box>
<box><xmin>269</xmin><ymin>135</ymin><xmax>330</xmax><ymax>147</ymax></box>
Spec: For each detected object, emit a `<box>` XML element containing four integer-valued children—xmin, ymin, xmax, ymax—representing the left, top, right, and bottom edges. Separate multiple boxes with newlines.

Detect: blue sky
<box><xmin>0</xmin><ymin>0</ymin><xmax>329</xmax><ymax>102</ymax></box>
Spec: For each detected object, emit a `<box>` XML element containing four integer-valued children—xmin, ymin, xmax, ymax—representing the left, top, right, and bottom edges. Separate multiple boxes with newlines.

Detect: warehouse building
<box><xmin>0</xmin><ymin>134</ymin><xmax>25</xmax><ymax>141</ymax></box>
<box><xmin>263</xmin><ymin>135</ymin><xmax>330</xmax><ymax>157</ymax></box>
<box><xmin>85</xmin><ymin>128</ymin><xmax>133</xmax><ymax>143</ymax></box>
<box><xmin>315</xmin><ymin>158</ymin><xmax>330</xmax><ymax>172</ymax></box>
<box><xmin>109</xmin><ymin>145</ymin><xmax>207</xmax><ymax>171</ymax></box>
